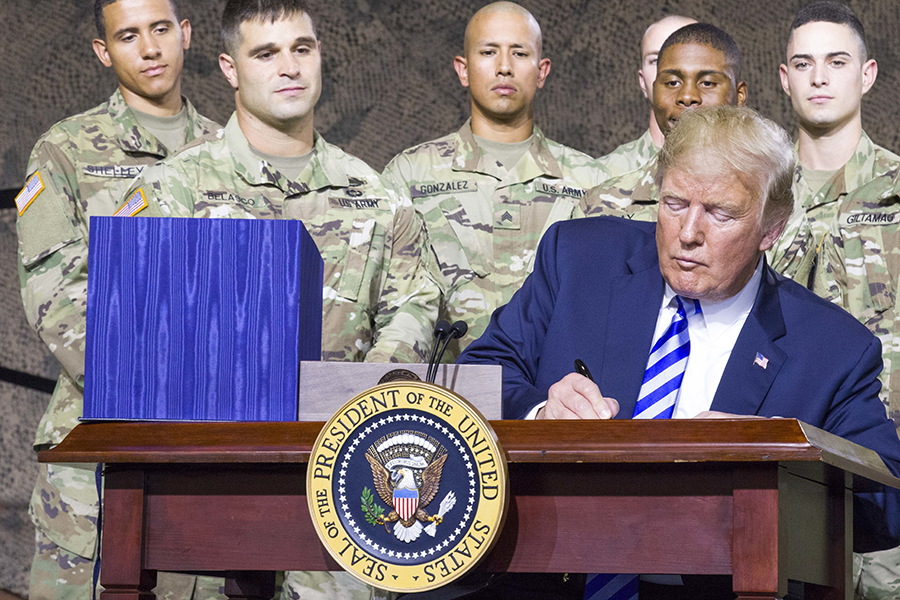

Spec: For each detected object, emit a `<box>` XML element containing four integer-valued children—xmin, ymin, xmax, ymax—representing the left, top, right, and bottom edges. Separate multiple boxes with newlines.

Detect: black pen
<box><xmin>574</xmin><ymin>359</ymin><xmax>593</xmax><ymax>381</ymax></box>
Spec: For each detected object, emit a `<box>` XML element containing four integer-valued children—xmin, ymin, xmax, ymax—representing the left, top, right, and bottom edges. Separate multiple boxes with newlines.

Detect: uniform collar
<box><xmin>452</xmin><ymin>118</ymin><xmax>564</xmax><ymax>183</ymax></box>
<box><xmin>794</xmin><ymin>130</ymin><xmax>884</xmax><ymax>207</ymax></box>
<box><xmin>224</xmin><ymin>112</ymin><xmax>349</xmax><ymax>194</ymax></box>
<box><xmin>108</xmin><ymin>89</ymin><xmax>209</xmax><ymax>157</ymax></box>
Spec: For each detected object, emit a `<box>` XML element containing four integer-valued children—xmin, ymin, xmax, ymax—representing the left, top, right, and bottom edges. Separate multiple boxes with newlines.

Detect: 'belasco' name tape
<box><xmin>307</xmin><ymin>381</ymin><xmax>508</xmax><ymax>593</ymax></box>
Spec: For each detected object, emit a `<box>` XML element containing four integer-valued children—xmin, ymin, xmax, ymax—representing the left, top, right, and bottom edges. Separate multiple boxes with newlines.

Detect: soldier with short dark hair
<box><xmin>15</xmin><ymin>0</ymin><xmax>218</xmax><ymax>598</ymax></box>
<box><xmin>117</xmin><ymin>1</ymin><xmax>438</xmax><ymax>596</ymax></box>
<box><xmin>769</xmin><ymin>0</ymin><xmax>900</xmax><ymax>286</ymax></box>
<box><xmin>594</xmin><ymin>14</ymin><xmax>696</xmax><ymax>179</ymax></box>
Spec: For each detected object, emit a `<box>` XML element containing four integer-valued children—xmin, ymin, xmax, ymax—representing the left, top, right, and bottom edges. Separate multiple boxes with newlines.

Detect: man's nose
<box><xmin>679</xmin><ymin>204</ymin><xmax>705</xmax><ymax>246</ymax></box>
<box><xmin>677</xmin><ymin>81</ymin><xmax>701</xmax><ymax>107</ymax></box>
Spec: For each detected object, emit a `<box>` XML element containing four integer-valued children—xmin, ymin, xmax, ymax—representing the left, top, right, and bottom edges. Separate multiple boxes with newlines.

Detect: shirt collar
<box><xmin>662</xmin><ymin>257</ymin><xmax>764</xmax><ymax>342</ymax></box>
<box><xmin>453</xmin><ymin>118</ymin><xmax>564</xmax><ymax>182</ymax></box>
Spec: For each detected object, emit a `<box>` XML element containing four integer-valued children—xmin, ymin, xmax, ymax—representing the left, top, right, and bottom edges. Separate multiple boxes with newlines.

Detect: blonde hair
<box><xmin>655</xmin><ymin>105</ymin><xmax>795</xmax><ymax>232</ymax></box>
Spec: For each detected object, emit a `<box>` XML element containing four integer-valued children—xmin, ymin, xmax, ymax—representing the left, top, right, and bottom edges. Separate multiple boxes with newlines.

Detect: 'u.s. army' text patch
<box><xmin>16</xmin><ymin>172</ymin><xmax>44</xmax><ymax>215</ymax></box>
<box><xmin>113</xmin><ymin>189</ymin><xmax>148</xmax><ymax>217</ymax></box>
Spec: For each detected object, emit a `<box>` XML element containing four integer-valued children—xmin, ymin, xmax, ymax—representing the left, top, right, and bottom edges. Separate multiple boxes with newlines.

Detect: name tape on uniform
<box><xmin>411</xmin><ymin>181</ymin><xmax>478</xmax><ymax>198</ymax></box>
<box><xmin>83</xmin><ymin>165</ymin><xmax>145</xmax><ymax>179</ymax></box>
<box><xmin>840</xmin><ymin>211</ymin><xmax>900</xmax><ymax>227</ymax></box>
<box><xmin>16</xmin><ymin>172</ymin><xmax>44</xmax><ymax>216</ymax></box>
<box><xmin>535</xmin><ymin>182</ymin><xmax>586</xmax><ymax>199</ymax></box>
<box><xmin>113</xmin><ymin>189</ymin><xmax>148</xmax><ymax>217</ymax></box>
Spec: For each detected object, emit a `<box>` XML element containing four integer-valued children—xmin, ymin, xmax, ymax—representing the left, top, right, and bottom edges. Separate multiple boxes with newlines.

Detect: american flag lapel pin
<box><xmin>754</xmin><ymin>352</ymin><xmax>769</xmax><ymax>369</ymax></box>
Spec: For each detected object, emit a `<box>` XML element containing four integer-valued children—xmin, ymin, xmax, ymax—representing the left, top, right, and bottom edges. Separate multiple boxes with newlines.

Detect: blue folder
<box><xmin>83</xmin><ymin>217</ymin><xmax>323</xmax><ymax>421</ymax></box>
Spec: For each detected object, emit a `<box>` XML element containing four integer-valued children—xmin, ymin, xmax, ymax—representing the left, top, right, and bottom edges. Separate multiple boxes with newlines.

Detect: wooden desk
<box><xmin>41</xmin><ymin>419</ymin><xmax>899</xmax><ymax>600</ymax></box>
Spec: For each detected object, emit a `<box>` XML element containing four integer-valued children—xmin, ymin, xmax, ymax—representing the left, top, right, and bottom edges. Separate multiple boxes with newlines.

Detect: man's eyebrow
<box><xmin>476</xmin><ymin>41</ymin><xmax>529</xmax><ymax>49</ymax></box>
<box><xmin>790</xmin><ymin>51</ymin><xmax>853</xmax><ymax>62</ymax></box>
<box><xmin>247</xmin><ymin>36</ymin><xmax>316</xmax><ymax>56</ymax></box>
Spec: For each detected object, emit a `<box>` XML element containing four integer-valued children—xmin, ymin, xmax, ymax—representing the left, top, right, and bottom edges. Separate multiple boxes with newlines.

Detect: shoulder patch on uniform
<box><xmin>840</xmin><ymin>211</ymin><xmax>900</xmax><ymax>227</ymax></box>
<box><xmin>535</xmin><ymin>181</ymin><xmax>586</xmax><ymax>199</ymax></box>
<box><xmin>411</xmin><ymin>181</ymin><xmax>478</xmax><ymax>198</ymax></box>
<box><xmin>16</xmin><ymin>172</ymin><xmax>44</xmax><ymax>216</ymax></box>
<box><xmin>114</xmin><ymin>189</ymin><xmax>148</xmax><ymax>217</ymax></box>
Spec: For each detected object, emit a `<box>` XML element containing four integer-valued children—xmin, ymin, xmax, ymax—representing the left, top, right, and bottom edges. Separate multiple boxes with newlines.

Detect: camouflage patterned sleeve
<box><xmin>16</xmin><ymin>140</ymin><xmax>90</xmax><ymax>386</ymax></box>
<box><xmin>366</xmin><ymin>183</ymin><xmax>439</xmax><ymax>364</ymax></box>
<box><xmin>813</xmin><ymin>215</ymin><xmax>846</xmax><ymax>306</ymax></box>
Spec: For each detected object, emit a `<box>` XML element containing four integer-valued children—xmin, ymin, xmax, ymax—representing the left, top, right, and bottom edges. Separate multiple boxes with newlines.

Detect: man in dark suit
<box><xmin>458</xmin><ymin>105</ymin><xmax>900</xmax><ymax>598</ymax></box>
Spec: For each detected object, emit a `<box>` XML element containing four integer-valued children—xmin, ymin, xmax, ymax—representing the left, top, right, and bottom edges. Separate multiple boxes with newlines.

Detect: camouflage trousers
<box><xmin>281</xmin><ymin>572</ymin><xmax>394</xmax><ymax>600</ymax></box>
<box><xmin>29</xmin><ymin>462</ymin><xmax>226</xmax><ymax>600</ymax></box>
<box><xmin>856</xmin><ymin>548</ymin><xmax>900</xmax><ymax>599</ymax></box>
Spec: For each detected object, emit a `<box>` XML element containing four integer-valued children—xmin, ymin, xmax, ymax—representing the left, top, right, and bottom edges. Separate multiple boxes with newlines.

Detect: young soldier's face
<box><xmin>92</xmin><ymin>0</ymin><xmax>191</xmax><ymax>107</ymax></box>
<box><xmin>454</xmin><ymin>11</ymin><xmax>550</xmax><ymax>125</ymax></box>
<box><xmin>652</xmin><ymin>43</ymin><xmax>747</xmax><ymax>135</ymax></box>
<box><xmin>779</xmin><ymin>21</ymin><xmax>876</xmax><ymax>134</ymax></box>
<box><xmin>221</xmin><ymin>12</ymin><xmax>322</xmax><ymax>131</ymax></box>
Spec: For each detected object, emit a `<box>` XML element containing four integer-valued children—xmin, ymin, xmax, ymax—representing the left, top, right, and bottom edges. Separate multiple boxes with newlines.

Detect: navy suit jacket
<box><xmin>459</xmin><ymin>217</ymin><xmax>900</xmax><ymax>548</ymax></box>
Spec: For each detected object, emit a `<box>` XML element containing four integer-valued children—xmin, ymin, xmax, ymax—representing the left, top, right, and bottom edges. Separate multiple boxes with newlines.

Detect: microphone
<box><xmin>426</xmin><ymin>321</ymin><xmax>451</xmax><ymax>383</ymax></box>
<box><xmin>431</xmin><ymin>320</ymin><xmax>469</xmax><ymax>382</ymax></box>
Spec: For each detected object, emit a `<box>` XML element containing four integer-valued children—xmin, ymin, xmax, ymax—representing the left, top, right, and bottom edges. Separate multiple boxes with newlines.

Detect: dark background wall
<box><xmin>1</xmin><ymin>0</ymin><xmax>900</xmax><ymax>597</ymax></box>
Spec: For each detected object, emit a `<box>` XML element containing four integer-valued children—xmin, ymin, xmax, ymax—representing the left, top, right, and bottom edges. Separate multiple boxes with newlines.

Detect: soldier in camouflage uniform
<box><xmin>14</xmin><ymin>1</ymin><xmax>219</xmax><ymax>599</ymax></box>
<box><xmin>383</xmin><ymin>2</ymin><xmax>606</xmax><ymax>360</ymax></box>
<box><xmin>116</xmin><ymin>1</ymin><xmax>438</xmax><ymax>597</ymax></box>
<box><xmin>814</xmin><ymin>169</ymin><xmax>900</xmax><ymax>600</ymax></box>
<box><xmin>580</xmin><ymin>23</ymin><xmax>747</xmax><ymax>223</ymax></box>
<box><xmin>594</xmin><ymin>15</ymin><xmax>695</xmax><ymax>179</ymax></box>
<box><xmin>771</xmin><ymin>2</ymin><xmax>900</xmax><ymax>288</ymax></box>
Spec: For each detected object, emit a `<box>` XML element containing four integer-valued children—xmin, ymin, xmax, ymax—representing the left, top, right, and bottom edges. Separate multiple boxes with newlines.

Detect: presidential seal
<box><xmin>307</xmin><ymin>381</ymin><xmax>508</xmax><ymax>592</ymax></box>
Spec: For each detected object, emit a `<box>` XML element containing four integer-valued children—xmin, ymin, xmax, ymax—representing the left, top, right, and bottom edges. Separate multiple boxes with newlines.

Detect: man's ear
<box><xmin>535</xmin><ymin>58</ymin><xmax>551</xmax><ymax>89</ymax></box>
<box><xmin>760</xmin><ymin>219</ymin><xmax>786</xmax><ymax>253</ymax></box>
<box><xmin>92</xmin><ymin>38</ymin><xmax>113</xmax><ymax>68</ymax></box>
<box><xmin>778</xmin><ymin>63</ymin><xmax>791</xmax><ymax>98</ymax></box>
<box><xmin>735</xmin><ymin>81</ymin><xmax>748</xmax><ymax>106</ymax></box>
<box><xmin>180</xmin><ymin>19</ymin><xmax>192</xmax><ymax>50</ymax></box>
<box><xmin>638</xmin><ymin>69</ymin><xmax>649</xmax><ymax>100</ymax></box>
<box><xmin>219</xmin><ymin>53</ymin><xmax>239</xmax><ymax>90</ymax></box>
<box><xmin>861</xmin><ymin>59</ymin><xmax>878</xmax><ymax>95</ymax></box>
<box><xmin>453</xmin><ymin>55</ymin><xmax>469</xmax><ymax>87</ymax></box>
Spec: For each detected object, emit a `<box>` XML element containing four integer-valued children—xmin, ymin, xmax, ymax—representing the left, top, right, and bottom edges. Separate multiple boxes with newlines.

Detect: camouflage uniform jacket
<box><xmin>814</xmin><ymin>167</ymin><xmax>900</xmax><ymax>426</ymax></box>
<box><xmin>594</xmin><ymin>129</ymin><xmax>658</xmax><ymax>181</ymax></box>
<box><xmin>578</xmin><ymin>157</ymin><xmax>660</xmax><ymax>222</ymax></box>
<box><xmin>382</xmin><ymin>119</ymin><xmax>606</xmax><ymax>358</ymax></box>
<box><xmin>769</xmin><ymin>132</ymin><xmax>900</xmax><ymax>286</ymax></box>
<box><xmin>16</xmin><ymin>89</ymin><xmax>217</xmax><ymax>558</ymax></box>
<box><xmin>124</xmin><ymin>113</ymin><xmax>439</xmax><ymax>365</ymax></box>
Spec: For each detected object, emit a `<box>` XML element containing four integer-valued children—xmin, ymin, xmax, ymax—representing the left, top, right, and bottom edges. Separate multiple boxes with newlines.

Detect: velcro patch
<box><xmin>113</xmin><ymin>189</ymin><xmax>148</xmax><ymax>217</ymax></box>
<box><xmin>329</xmin><ymin>197</ymin><xmax>386</xmax><ymax>210</ymax></box>
<box><xmin>83</xmin><ymin>164</ymin><xmax>145</xmax><ymax>179</ymax></box>
<box><xmin>16</xmin><ymin>172</ymin><xmax>44</xmax><ymax>216</ymax></box>
<box><xmin>411</xmin><ymin>180</ymin><xmax>478</xmax><ymax>198</ymax></box>
<box><xmin>839</xmin><ymin>211</ymin><xmax>900</xmax><ymax>227</ymax></box>
<box><xmin>535</xmin><ymin>182</ymin><xmax>586</xmax><ymax>199</ymax></box>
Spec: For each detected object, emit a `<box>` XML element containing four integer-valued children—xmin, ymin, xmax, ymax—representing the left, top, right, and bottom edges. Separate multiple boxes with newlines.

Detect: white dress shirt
<box><xmin>526</xmin><ymin>258</ymin><xmax>765</xmax><ymax>420</ymax></box>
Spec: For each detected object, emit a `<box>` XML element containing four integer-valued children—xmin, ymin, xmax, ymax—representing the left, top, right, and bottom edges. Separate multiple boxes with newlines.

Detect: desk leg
<box><xmin>732</xmin><ymin>467</ymin><xmax>784</xmax><ymax>600</ymax></box>
<box><xmin>100</xmin><ymin>469</ymin><xmax>157</xmax><ymax>600</ymax></box>
<box><xmin>224</xmin><ymin>572</ymin><xmax>276</xmax><ymax>600</ymax></box>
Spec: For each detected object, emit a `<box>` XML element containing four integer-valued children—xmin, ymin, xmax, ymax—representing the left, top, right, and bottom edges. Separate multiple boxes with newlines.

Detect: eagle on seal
<box><xmin>366</xmin><ymin>452</ymin><xmax>448</xmax><ymax>543</ymax></box>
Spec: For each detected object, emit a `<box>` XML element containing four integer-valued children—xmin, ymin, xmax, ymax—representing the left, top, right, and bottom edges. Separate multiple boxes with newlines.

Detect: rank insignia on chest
<box><xmin>16</xmin><ymin>172</ymin><xmax>44</xmax><ymax>215</ymax></box>
<box><xmin>307</xmin><ymin>381</ymin><xmax>508</xmax><ymax>593</ymax></box>
<box><xmin>494</xmin><ymin>205</ymin><xmax>520</xmax><ymax>229</ymax></box>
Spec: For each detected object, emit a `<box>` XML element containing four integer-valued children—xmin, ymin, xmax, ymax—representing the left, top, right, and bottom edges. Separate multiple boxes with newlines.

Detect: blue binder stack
<box><xmin>83</xmin><ymin>217</ymin><xmax>323</xmax><ymax>421</ymax></box>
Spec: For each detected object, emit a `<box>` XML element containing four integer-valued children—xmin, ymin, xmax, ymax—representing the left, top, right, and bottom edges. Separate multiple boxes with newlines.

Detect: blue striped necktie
<box><xmin>584</xmin><ymin>296</ymin><xmax>700</xmax><ymax>600</ymax></box>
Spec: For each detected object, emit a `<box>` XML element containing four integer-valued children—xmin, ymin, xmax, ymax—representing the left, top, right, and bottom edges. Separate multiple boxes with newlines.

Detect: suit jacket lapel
<box><xmin>600</xmin><ymin>242</ymin><xmax>664</xmax><ymax>418</ymax></box>
<box><xmin>710</xmin><ymin>265</ymin><xmax>787</xmax><ymax>415</ymax></box>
